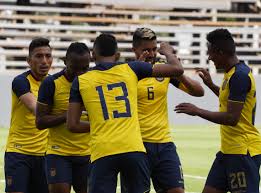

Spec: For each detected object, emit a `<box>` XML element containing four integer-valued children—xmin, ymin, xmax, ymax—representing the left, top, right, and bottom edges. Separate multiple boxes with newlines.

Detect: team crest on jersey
<box><xmin>155</xmin><ymin>77</ymin><xmax>164</xmax><ymax>82</ymax></box>
<box><xmin>222</xmin><ymin>79</ymin><xmax>228</xmax><ymax>90</ymax></box>
<box><xmin>7</xmin><ymin>176</ymin><xmax>12</xmax><ymax>186</ymax></box>
<box><xmin>50</xmin><ymin>168</ymin><xmax>56</xmax><ymax>177</ymax></box>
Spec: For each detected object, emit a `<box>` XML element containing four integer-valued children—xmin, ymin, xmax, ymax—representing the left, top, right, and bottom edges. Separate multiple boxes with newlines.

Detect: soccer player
<box><xmin>121</xmin><ymin>27</ymin><xmax>204</xmax><ymax>193</ymax></box>
<box><xmin>67</xmin><ymin>33</ymin><xmax>184</xmax><ymax>193</ymax></box>
<box><xmin>5</xmin><ymin>37</ymin><xmax>52</xmax><ymax>193</ymax></box>
<box><xmin>175</xmin><ymin>28</ymin><xmax>261</xmax><ymax>193</ymax></box>
<box><xmin>36</xmin><ymin>42</ymin><xmax>91</xmax><ymax>193</ymax></box>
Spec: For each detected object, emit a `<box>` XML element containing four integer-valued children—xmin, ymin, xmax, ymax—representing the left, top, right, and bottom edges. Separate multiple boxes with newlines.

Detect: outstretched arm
<box><xmin>173</xmin><ymin>75</ymin><xmax>204</xmax><ymax>97</ymax></box>
<box><xmin>196</xmin><ymin>68</ymin><xmax>219</xmax><ymax>97</ymax></box>
<box><xmin>174</xmin><ymin>101</ymin><xmax>243</xmax><ymax>126</ymax></box>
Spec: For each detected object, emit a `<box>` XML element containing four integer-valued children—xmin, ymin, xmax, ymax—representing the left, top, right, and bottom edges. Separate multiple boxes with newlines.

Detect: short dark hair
<box><xmin>93</xmin><ymin>34</ymin><xmax>118</xmax><ymax>57</ymax></box>
<box><xmin>65</xmin><ymin>42</ymin><xmax>90</xmax><ymax>59</ymax></box>
<box><xmin>29</xmin><ymin>37</ymin><xmax>51</xmax><ymax>56</ymax></box>
<box><xmin>207</xmin><ymin>28</ymin><xmax>236</xmax><ymax>55</ymax></box>
<box><xmin>133</xmin><ymin>27</ymin><xmax>157</xmax><ymax>48</ymax></box>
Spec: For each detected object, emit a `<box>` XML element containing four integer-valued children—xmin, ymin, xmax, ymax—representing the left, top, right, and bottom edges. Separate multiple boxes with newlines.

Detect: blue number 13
<box><xmin>96</xmin><ymin>82</ymin><xmax>131</xmax><ymax>120</ymax></box>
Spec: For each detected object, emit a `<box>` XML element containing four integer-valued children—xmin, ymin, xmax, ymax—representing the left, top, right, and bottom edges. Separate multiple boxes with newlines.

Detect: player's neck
<box><xmin>95</xmin><ymin>56</ymin><xmax>116</xmax><ymax>64</ymax></box>
<box><xmin>224</xmin><ymin>55</ymin><xmax>239</xmax><ymax>72</ymax></box>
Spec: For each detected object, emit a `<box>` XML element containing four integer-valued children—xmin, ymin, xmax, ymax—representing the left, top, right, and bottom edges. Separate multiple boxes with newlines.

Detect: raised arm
<box><xmin>152</xmin><ymin>42</ymin><xmax>184</xmax><ymax>77</ymax></box>
<box><xmin>196</xmin><ymin>68</ymin><xmax>219</xmax><ymax>97</ymax></box>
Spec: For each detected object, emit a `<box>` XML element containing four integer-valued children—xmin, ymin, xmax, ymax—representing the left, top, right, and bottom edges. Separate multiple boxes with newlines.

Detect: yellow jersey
<box><xmin>138</xmin><ymin>75</ymin><xmax>188</xmax><ymax>143</ymax></box>
<box><xmin>219</xmin><ymin>62</ymin><xmax>261</xmax><ymax>156</ymax></box>
<box><xmin>6</xmin><ymin>71</ymin><xmax>48</xmax><ymax>156</ymax></box>
<box><xmin>70</xmin><ymin>61</ymin><xmax>153</xmax><ymax>162</ymax></box>
<box><xmin>38</xmin><ymin>69</ymin><xmax>90</xmax><ymax>156</ymax></box>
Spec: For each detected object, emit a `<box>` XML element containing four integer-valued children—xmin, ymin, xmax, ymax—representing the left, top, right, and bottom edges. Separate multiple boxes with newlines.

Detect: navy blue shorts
<box><xmin>4</xmin><ymin>152</ymin><xmax>48</xmax><ymax>193</ymax></box>
<box><xmin>206</xmin><ymin>151</ymin><xmax>261</xmax><ymax>193</ymax></box>
<box><xmin>89</xmin><ymin>152</ymin><xmax>150</xmax><ymax>193</ymax></box>
<box><xmin>121</xmin><ymin>143</ymin><xmax>183</xmax><ymax>193</ymax></box>
<box><xmin>46</xmin><ymin>154</ymin><xmax>91</xmax><ymax>192</ymax></box>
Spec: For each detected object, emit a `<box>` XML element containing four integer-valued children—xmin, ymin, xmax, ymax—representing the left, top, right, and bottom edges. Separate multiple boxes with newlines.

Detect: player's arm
<box><xmin>170</xmin><ymin>75</ymin><xmax>204</xmax><ymax>97</ymax></box>
<box><xmin>196</xmin><ymin>68</ymin><xmax>219</xmax><ymax>96</ymax></box>
<box><xmin>175</xmin><ymin>102</ymin><xmax>243</xmax><ymax>126</ymax></box>
<box><xmin>67</xmin><ymin>77</ymin><xmax>90</xmax><ymax>133</ymax></box>
<box><xmin>12</xmin><ymin>75</ymin><xmax>37</xmax><ymax>115</ymax></box>
<box><xmin>36</xmin><ymin>103</ymin><xmax>67</xmax><ymax>130</ymax></box>
<box><xmin>175</xmin><ymin>71</ymin><xmax>250</xmax><ymax>126</ymax></box>
<box><xmin>36</xmin><ymin>77</ymin><xmax>67</xmax><ymax>130</ymax></box>
<box><xmin>152</xmin><ymin>42</ymin><xmax>184</xmax><ymax>77</ymax></box>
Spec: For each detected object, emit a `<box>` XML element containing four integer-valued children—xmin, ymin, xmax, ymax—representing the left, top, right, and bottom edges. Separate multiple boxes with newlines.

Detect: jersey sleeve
<box><xmin>128</xmin><ymin>61</ymin><xmax>153</xmax><ymax>80</ymax></box>
<box><xmin>228</xmin><ymin>71</ymin><xmax>251</xmax><ymax>102</ymax></box>
<box><xmin>69</xmin><ymin>77</ymin><xmax>83</xmax><ymax>103</ymax></box>
<box><xmin>170</xmin><ymin>78</ymin><xmax>189</xmax><ymax>93</ymax></box>
<box><xmin>12</xmin><ymin>75</ymin><xmax>31</xmax><ymax>98</ymax></box>
<box><xmin>37</xmin><ymin>76</ymin><xmax>55</xmax><ymax>105</ymax></box>
<box><xmin>170</xmin><ymin>78</ymin><xmax>180</xmax><ymax>88</ymax></box>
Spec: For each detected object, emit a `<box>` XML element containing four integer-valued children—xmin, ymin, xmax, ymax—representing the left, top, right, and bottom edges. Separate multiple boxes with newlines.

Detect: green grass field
<box><xmin>0</xmin><ymin>125</ymin><xmax>260</xmax><ymax>193</ymax></box>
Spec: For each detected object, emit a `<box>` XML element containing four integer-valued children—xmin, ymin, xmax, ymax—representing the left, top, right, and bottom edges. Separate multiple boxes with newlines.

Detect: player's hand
<box><xmin>138</xmin><ymin>51</ymin><xmax>150</xmax><ymax>62</ymax></box>
<box><xmin>174</xmin><ymin>103</ymin><xmax>200</xmax><ymax>116</ymax></box>
<box><xmin>158</xmin><ymin>42</ymin><xmax>175</xmax><ymax>56</ymax></box>
<box><xmin>195</xmin><ymin>68</ymin><xmax>213</xmax><ymax>87</ymax></box>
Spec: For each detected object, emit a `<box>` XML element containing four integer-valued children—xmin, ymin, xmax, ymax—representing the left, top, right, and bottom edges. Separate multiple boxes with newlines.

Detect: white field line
<box><xmin>184</xmin><ymin>174</ymin><xmax>207</xmax><ymax>180</ymax></box>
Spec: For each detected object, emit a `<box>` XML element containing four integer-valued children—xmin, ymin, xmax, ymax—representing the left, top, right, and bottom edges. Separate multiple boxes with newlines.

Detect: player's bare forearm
<box><xmin>196</xmin><ymin>109</ymin><xmax>238</xmax><ymax>126</ymax></box>
<box><xmin>178</xmin><ymin>75</ymin><xmax>204</xmax><ymax>96</ymax></box>
<box><xmin>68</xmin><ymin>121</ymin><xmax>90</xmax><ymax>133</ymax></box>
<box><xmin>67</xmin><ymin>102</ymin><xmax>90</xmax><ymax>133</ymax></box>
<box><xmin>36</xmin><ymin>102</ymin><xmax>67</xmax><ymax>130</ymax></box>
<box><xmin>175</xmin><ymin>102</ymin><xmax>242</xmax><ymax>126</ymax></box>
<box><xmin>207</xmin><ymin>83</ymin><xmax>220</xmax><ymax>97</ymax></box>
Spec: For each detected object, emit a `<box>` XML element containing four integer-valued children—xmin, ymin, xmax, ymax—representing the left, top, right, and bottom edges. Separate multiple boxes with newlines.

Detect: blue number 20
<box><xmin>96</xmin><ymin>82</ymin><xmax>131</xmax><ymax>120</ymax></box>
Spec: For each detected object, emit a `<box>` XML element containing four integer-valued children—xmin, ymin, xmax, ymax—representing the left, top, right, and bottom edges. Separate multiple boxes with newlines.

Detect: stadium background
<box><xmin>0</xmin><ymin>0</ymin><xmax>261</xmax><ymax>192</ymax></box>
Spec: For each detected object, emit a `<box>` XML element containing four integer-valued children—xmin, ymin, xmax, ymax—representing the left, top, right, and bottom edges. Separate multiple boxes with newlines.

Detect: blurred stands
<box><xmin>0</xmin><ymin>0</ymin><xmax>261</xmax><ymax>74</ymax></box>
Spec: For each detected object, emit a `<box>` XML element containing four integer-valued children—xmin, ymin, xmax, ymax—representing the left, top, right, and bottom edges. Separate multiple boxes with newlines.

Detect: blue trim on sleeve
<box><xmin>128</xmin><ymin>61</ymin><xmax>153</xmax><ymax>80</ymax></box>
<box><xmin>38</xmin><ymin>76</ymin><xmax>55</xmax><ymax>105</ymax></box>
<box><xmin>69</xmin><ymin>77</ymin><xmax>83</xmax><ymax>103</ymax></box>
<box><xmin>228</xmin><ymin>64</ymin><xmax>251</xmax><ymax>102</ymax></box>
<box><xmin>170</xmin><ymin>78</ymin><xmax>180</xmax><ymax>88</ymax></box>
<box><xmin>12</xmin><ymin>72</ymin><xmax>31</xmax><ymax>98</ymax></box>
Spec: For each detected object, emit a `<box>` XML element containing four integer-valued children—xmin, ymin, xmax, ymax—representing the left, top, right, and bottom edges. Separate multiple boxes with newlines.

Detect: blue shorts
<box><xmin>4</xmin><ymin>152</ymin><xmax>48</xmax><ymax>193</ymax></box>
<box><xmin>121</xmin><ymin>143</ymin><xmax>183</xmax><ymax>193</ymax></box>
<box><xmin>206</xmin><ymin>151</ymin><xmax>261</xmax><ymax>193</ymax></box>
<box><xmin>46</xmin><ymin>154</ymin><xmax>91</xmax><ymax>192</ymax></box>
<box><xmin>90</xmin><ymin>152</ymin><xmax>150</xmax><ymax>193</ymax></box>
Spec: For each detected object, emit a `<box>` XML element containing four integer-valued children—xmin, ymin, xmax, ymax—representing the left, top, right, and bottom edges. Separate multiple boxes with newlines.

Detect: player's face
<box><xmin>66</xmin><ymin>52</ymin><xmax>90</xmax><ymax>79</ymax></box>
<box><xmin>207</xmin><ymin>43</ymin><xmax>224</xmax><ymax>70</ymax></box>
<box><xmin>133</xmin><ymin>40</ymin><xmax>157</xmax><ymax>63</ymax></box>
<box><xmin>27</xmin><ymin>46</ymin><xmax>53</xmax><ymax>79</ymax></box>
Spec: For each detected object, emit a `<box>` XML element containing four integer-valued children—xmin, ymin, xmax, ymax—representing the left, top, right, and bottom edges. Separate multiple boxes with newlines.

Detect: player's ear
<box><xmin>92</xmin><ymin>51</ymin><xmax>96</xmax><ymax>61</ymax></box>
<box><xmin>26</xmin><ymin>56</ymin><xmax>32</xmax><ymax>67</ymax></box>
<box><xmin>115</xmin><ymin>52</ymin><xmax>120</xmax><ymax>61</ymax></box>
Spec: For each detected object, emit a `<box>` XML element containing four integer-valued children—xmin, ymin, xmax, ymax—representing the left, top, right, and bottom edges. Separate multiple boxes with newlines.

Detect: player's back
<box><xmin>77</xmin><ymin>62</ymin><xmax>148</xmax><ymax>162</ymax></box>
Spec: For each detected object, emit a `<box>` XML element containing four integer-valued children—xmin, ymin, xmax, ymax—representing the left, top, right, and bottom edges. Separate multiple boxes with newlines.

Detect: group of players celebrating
<box><xmin>4</xmin><ymin>27</ymin><xmax>261</xmax><ymax>193</ymax></box>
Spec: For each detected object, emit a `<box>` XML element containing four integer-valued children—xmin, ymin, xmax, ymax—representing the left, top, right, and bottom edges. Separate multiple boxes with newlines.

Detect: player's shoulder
<box><xmin>13</xmin><ymin>70</ymin><xmax>31</xmax><ymax>83</ymax></box>
<box><xmin>45</xmin><ymin>69</ymin><xmax>65</xmax><ymax>82</ymax></box>
<box><xmin>233</xmin><ymin>61</ymin><xmax>251</xmax><ymax>76</ymax></box>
